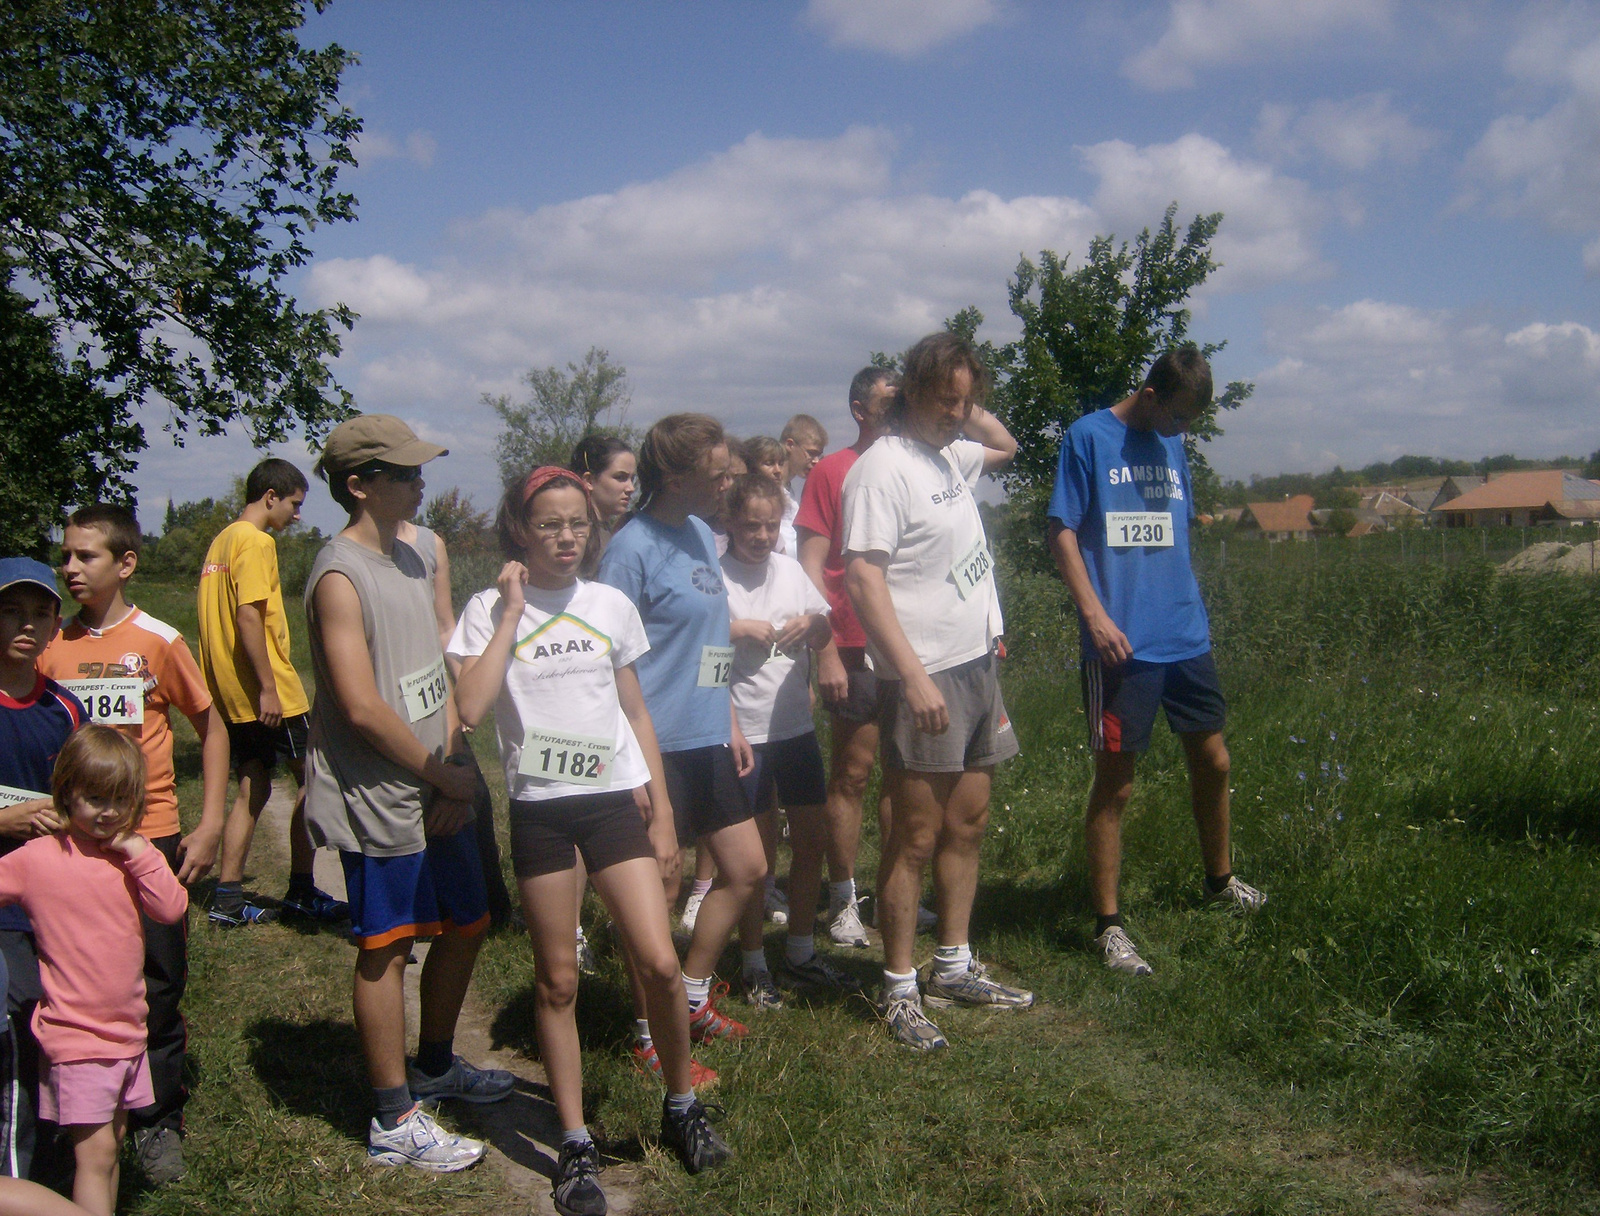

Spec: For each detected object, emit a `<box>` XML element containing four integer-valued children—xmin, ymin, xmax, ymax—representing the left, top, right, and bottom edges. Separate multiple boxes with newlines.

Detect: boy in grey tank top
<box><xmin>305</xmin><ymin>415</ymin><xmax>513</xmax><ymax>1172</ymax></box>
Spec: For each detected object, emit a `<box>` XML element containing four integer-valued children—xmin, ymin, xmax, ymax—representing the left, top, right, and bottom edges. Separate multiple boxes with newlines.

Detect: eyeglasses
<box><xmin>532</xmin><ymin>519</ymin><xmax>592</xmax><ymax>539</ymax></box>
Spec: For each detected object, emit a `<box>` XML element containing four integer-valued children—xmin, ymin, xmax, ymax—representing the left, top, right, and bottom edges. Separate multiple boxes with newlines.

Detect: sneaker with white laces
<box><xmin>368</xmin><ymin>1106</ymin><xmax>485</xmax><ymax>1172</ymax></box>
<box><xmin>406</xmin><ymin>1055</ymin><xmax>516</xmax><ymax>1104</ymax></box>
<box><xmin>1205</xmin><ymin>875</ymin><xmax>1267</xmax><ymax>912</ymax></box>
<box><xmin>879</xmin><ymin>988</ymin><xmax>947</xmax><ymax>1051</ymax></box>
<box><xmin>777</xmin><ymin>951</ymin><xmax>862</xmax><ymax>992</ymax></box>
<box><xmin>924</xmin><ymin>956</ymin><xmax>1034</xmax><ymax>1009</ymax></box>
<box><xmin>552</xmin><ymin>1139</ymin><xmax>607</xmax><ymax>1216</ymax></box>
<box><xmin>1094</xmin><ymin>925</ymin><xmax>1153</xmax><ymax>976</ymax></box>
<box><xmin>740</xmin><ymin>969</ymin><xmax>785</xmax><ymax>1011</ymax></box>
<box><xmin>576</xmin><ymin>927</ymin><xmax>598</xmax><ymax>976</ymax></box>
<box><xmin>827</xmin><ymin>898</ymin><xmax>871</xmax><ymax>948</ymax></box>
<box><xmin>681</xmin><ymin>887</ymin><xmax>708</xmax><ymax>934</ymax></box>
<box><xmin>764</xmin><ymin>885</ymin><xmax>789</xmax><ymax>926</ymax></box>
<box><xmin>660</xmin><ymin>1097</ymin><xmax>732</xmax><ymax>1174</ymax></box>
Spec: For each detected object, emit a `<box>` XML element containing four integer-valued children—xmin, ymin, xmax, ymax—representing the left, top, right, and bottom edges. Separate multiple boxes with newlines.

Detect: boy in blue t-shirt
<box><xmin>0</xmin><ymin>556</ymin><xmax>86</xmax><ymax>1179</ymax></box>
<box><xmin>1047</xmin><ymin>348</ymin><xmax>1265</xmax><ymax>978</ymax></box>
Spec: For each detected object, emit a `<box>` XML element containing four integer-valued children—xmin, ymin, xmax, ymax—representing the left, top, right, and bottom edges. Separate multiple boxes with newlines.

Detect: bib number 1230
<box><xmin>1105</xmin><ymin>511</ymin><xmax>1174</xmax><ymax>548</ymax></box>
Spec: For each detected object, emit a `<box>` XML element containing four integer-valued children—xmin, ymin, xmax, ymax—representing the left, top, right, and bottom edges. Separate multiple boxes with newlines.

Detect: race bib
<box><xmin>518</xmin><ymin>727</ymin><xmax>615</xmax><ymax>787</ymax></box>
<box><xmin>61</xmin><ymin>678</ymin><xmax>144</xmax><ymax>726</ymax></box>
<box><xmin>1105</xmin><ymin>511</ymin><xmax>1174</xmax><ymax>548</ymax></box>
<box><xmin>398</xmin><ymin>658</ymin><xmax>449</xmax><ymax>723</ymax></box>
<box><xmin>697</xmin><ymin>645</ymin><xmax>735</xmax><ymax>688</ymax></box>
<box><xmin>951</xmin><ymin>535</ymin><xmax>994</xmax><ymax>600</ymax></box>
<box><xmin>0</xmin><ymin>785</ymin><xmax>48</xmax><ymax>808</ymax></box>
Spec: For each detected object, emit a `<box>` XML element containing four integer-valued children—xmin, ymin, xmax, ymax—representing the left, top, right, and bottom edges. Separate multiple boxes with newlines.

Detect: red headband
<box><xmin>521</xmin><ymin>465</ymin><xmax>592</xmax><ymax>508</ymax></box>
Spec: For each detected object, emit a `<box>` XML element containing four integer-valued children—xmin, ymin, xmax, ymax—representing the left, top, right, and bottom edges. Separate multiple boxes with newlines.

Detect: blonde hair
<box><xmin>52</xmin><ymin>725</ymin><xmax>146</xmax><ymax>833</ymax></box>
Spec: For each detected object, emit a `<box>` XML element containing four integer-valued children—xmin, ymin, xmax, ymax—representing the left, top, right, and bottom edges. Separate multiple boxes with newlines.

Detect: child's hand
<box><xmin>106</xmin><ymin>830</ymin><xmax>148</xmax><ymax>859</ymax></box>
<box><xmin>731</xmin><ymin>618</ymin><xmax>776</xmax><ymax>647</ymax></box>
<box><xmin>0</xmin><ymin>799</ymin><xmax>57</xmax><ymax>839</ymax></box>
<box><xmin>774</xmin><ymin>615</ymin><xmax>811</xmax><ymax>654</ymax></box>
<box><xmin>497</xmin><ymin>562</ymin><xmax>529</xmax><ymax>621</ymax></box>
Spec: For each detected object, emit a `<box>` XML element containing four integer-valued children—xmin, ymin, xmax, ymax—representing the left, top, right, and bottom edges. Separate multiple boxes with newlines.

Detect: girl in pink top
<box><xmin>0</xmin><ymin>726</ymin><xmax>187</xmax><ymax>1216</ymax></box>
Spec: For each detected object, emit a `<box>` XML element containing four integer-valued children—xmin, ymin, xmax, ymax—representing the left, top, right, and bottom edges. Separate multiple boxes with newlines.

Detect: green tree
<box><xmin>0</xmin><ymin>0</ymin><xmax>361</xmax><ymax>547</ymax></box>
<box><xmin>993</xmin><ymin>205</ymin><xmax>1253</xmax><ymax>507</ymax></box>
<box><xmin>422</xmin><ymin>487</ymin><xmax>492</xmax><ymax>556</ymax></box>
<box><xmin>0</xmin><ymin>277</ymin><xmax>141</xmax><ymax>555</ymax></box>
<box><xmin>488</xmin><ymin>347</ymin><xmax>638</xmax><ymax>487</ymax></box>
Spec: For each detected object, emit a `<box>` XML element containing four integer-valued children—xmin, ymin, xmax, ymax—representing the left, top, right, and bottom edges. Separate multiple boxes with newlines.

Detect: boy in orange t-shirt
<box><xmin>40</xmin><ymin>504</ymin><xmax>228</xmax><ymax>1186</ymax></box>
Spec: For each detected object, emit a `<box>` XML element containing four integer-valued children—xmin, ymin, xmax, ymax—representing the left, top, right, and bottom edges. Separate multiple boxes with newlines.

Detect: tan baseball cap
<box><xmin>314</xmin><ymin>414</ymin><xmax>448</xmax><ymax>479</ymax></box>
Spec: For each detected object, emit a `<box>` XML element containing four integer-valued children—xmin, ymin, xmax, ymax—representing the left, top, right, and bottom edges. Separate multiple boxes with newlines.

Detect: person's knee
<box><xmin>829</xmin><ymin>756</ymin><xmax>872</xmax><ymax>802</ymax></box>
<box><xmin>1197</xmin><ymin>739</ymin><xmax>1230</xmax><ymax>779</ymax></box>
<box><xmin>636</xmin><ymin>946</ymin><xmax>683</xmax><ymax>995</ymax></box>
<box><xmin>536</xmin><ymin>961</ymin><xmax>580</xmax><ymax>1011</ymax></box>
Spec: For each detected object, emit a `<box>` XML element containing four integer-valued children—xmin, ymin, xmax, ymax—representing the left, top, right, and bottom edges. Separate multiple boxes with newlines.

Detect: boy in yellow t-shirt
<box><xmin>196</xmin><ymin>458</ymin><xmax>344</xmax><ymax>926</ymax></box>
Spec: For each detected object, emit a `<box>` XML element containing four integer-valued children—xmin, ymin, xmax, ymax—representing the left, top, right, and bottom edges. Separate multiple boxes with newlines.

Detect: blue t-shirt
<box><xmin>597</xmin><ymin>513</ymin><xmax>733</xmax><ymax>753</ymax></box>
<box><xmin>0</xmin><ymin>674</ymin><xmax>85</xmax><ymax>931</ymax></box>
<box><xmin>1047</xmin><ymin>408</ymin><xmax>1211</xmax><ymax>663</ymax></box>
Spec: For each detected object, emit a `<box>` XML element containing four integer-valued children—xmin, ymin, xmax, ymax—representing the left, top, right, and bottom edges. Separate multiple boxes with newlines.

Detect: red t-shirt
<box><xmin>793</xmin><ymin>445</ymin><xmax>867</xmax><ymax>650</ymax></box>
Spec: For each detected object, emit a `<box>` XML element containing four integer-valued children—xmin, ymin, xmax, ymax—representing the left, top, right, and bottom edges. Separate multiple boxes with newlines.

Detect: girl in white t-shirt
<box><xmin>721</xmin><ymin>474</ymin><xmax>859</xmax><ymax>1002</ymax></box>
<box><xmin>449</xmin><ymin>467</ymin><xmax>729</xmax><ymax>1202</ymax></box>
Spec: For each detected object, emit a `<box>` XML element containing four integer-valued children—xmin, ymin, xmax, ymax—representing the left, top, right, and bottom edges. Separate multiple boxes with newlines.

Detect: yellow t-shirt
<box><xmin>196</xmin><ymin>520</ymin><xmax>309</xmax><ymax>723</ymax></box>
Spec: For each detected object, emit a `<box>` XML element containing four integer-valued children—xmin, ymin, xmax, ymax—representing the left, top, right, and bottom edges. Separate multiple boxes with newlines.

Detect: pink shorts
<box><xmin>40</xmin><ymin>1054</ymin><xmax>153</xmax><ymax>1126</ymax></box>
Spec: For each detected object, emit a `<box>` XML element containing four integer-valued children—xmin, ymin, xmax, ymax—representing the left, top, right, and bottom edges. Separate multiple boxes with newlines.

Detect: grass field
<box><xmin>112</xmin><ymin>535</ymin><xmax>1600</xmax><ymax>1215</ymax></box>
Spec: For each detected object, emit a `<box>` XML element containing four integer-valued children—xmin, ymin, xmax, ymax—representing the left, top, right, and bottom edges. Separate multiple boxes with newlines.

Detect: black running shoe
<box><xmin>660</xmin><ymin>1097</ymin><xmax>731</xmax><ymax>1174</ymax></box>
<box><xmin>552</xmin><ymin>1139</ymin><xmax>606</xmax><ymax>1216</ymax></box>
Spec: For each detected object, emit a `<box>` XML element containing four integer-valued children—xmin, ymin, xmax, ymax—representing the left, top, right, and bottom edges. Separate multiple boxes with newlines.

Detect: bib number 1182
<box><xmin>518</xmin><ymin>727</ymin><xmax>615</xmax><ymax>787</ymax></box>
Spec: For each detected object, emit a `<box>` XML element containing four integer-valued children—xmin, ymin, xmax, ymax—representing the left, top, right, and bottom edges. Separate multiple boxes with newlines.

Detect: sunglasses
<box><xmin>355</xmin><ymin>462</ymin><xmax>424</xmax><ymax>483</ymax></box>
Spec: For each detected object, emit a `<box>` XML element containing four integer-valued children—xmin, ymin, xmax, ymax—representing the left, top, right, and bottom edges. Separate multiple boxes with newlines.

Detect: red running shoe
<box><xmin>687</xmin><ymin>981</ymin><xmax>748</xmax><ymax>1042</ymax></box>
<box><xmin>633</xmin><ymin>1043</ymin><xmax>719</xmax><ymax>1089</ymax></box>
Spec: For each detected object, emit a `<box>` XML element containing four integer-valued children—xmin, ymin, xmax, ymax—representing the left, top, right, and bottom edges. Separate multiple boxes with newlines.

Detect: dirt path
<box><xmin>251</xmin><ymin>784</ymin><xmax>642</xmax><ymax>1214</ymax></box>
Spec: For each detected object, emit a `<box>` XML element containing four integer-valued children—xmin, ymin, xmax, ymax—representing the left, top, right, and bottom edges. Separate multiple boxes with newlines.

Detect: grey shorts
<box><xmin>828</xmin><ymin>648</ymin><xmax>879</xmax><ymax>725</ymax></box>
<box><xmin>877</xmin><ymin>652</ymin><xmax>1019</xmax><ymax>773</ymax></box>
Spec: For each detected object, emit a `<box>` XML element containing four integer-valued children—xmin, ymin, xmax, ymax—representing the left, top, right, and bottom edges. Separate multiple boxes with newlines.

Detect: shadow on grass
<box><xmin>972</xmin><ymin>875</ymin><xmax>1095</xmax><ymax>950</ymax></box>
<box><xmin>245</xmin><ymin>1017</ymin><xmax>370</xmax><ymax>1144</ymax></box>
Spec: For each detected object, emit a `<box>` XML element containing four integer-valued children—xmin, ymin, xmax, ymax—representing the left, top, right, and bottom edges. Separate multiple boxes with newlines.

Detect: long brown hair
<box><xmin>635</xmin><ymin>413</ymin><xmax>724</xmax><ymax>513</ymax></box>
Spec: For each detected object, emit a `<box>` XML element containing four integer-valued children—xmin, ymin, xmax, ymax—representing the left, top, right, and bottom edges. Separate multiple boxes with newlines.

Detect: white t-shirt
<box><xmin>840</xmin><ymin>435</ymin><xmax>1002</xmax><ymax>676</ymax></box>
<box><xmin>721</xmin><ymin>551</ymin><xmax>829</xmax><ymax>744</ymax></box>
<box><xmin>778</xmin><ymin>488</ymin><xmax>800</xmax><ymax>557</ymax></box>
<box><xmin>446</xmin><ymin>580</ymin><xmax>652</xmax><ymax>801</ymax></box>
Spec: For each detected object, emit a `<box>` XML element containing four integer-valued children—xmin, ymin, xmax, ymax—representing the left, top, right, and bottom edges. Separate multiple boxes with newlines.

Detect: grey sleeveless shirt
<box><xmin>303</xmin><ymin>535</ymin><xmax>449</xmax><ymax>856</ymax></box>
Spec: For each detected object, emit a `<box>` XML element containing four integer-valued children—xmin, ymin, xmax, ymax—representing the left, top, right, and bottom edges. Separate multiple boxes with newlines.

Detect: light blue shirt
<box><xmin>597</xmin><ymin>513</ymin><xmax>733</xmax><ymax>752</ymax></box>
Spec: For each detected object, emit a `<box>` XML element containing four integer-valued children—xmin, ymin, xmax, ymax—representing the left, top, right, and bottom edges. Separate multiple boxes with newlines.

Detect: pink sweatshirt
<box><xmin>0</xmin><ymin>831</ymin><xmax>187</xmax><ymax>1063</ymax></box>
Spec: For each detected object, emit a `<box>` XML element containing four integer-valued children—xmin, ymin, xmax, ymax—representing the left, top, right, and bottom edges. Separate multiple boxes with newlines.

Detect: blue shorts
<box><xmin>1081</xmin><ymin>651</ymin><xmax>1226</xmax><ymax>753</ymax></box>
<box><xmin>339</xmin><ymin>829</ymin><xmax>491</xmax><ymax>950</ymax></box>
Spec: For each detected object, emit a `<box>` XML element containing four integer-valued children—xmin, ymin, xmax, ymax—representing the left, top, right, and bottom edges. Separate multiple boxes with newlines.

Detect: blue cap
<box><xmin>0</xmin><ymin>557</ymin><xmax>61</xmax><ymax>606</ymax></box>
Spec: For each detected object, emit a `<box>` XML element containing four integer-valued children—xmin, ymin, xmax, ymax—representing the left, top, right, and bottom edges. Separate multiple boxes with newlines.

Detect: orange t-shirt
<box><xmin>40</xmin><ymin>608</ymin><xmax>212</xmax><ymax>841</ymax></box>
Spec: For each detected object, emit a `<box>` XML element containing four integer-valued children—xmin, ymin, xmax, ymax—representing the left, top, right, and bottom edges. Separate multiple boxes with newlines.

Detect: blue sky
<box><xmin>131</xmin><ymin>1</ymin><xmax>1600</xmax><ymax>532</ymax></box>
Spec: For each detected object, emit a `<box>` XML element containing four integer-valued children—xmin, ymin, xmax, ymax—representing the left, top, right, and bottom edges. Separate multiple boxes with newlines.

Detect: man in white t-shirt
<box><xmin>841</xmin><ymin>331</ymin><xmax>1034</xmax><ymax>1052</ymax></box>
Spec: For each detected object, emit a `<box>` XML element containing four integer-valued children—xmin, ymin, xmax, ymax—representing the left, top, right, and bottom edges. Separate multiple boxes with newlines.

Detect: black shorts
<box><xmin>660</xmin><ymin>745</ymin><xmax>754</xmax><ymax>847</ymax></box>
<box><xmin>1080</xmin><ymin>651</ymin><xmax>1227</xmax><ymax>753</ymax></box>
<box><xmin>741</xmin><ymin>732</ymin><xmax>828</xmax><ymax>809</ymax></box>
<box><xmin>827</xmin><ymin>648</ymin><xmax>879</xmax><ymax>725</ymax></box>
<box><xmin>226</xmin><ymin>713</ymin><xmax>308</xmax><ymax>778</ymax></box>
<box><xmin>508</xmin><ymin>789</ymin><xmax>654</xmax><ymax>879</ymax></box>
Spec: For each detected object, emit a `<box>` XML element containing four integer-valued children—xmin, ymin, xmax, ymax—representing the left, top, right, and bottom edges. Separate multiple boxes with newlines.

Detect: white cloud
<box><xmin>1208</xmin><ymin>301</ymin><xmax>1600</xmax><ymax>478</ymax></box>
<box><xmin>803</xmin><ymin>0</ymin><xmax>1002</xmax><ymax>56</ymax></box>
<box><xmin>353</xmin><ymin>129</ymin><xmax>438</xmax><ymax>168</ymax></box>
<box><xmin>1082</xmin><ymin>134</ymin><xmax>1328</xmax><ymax>287</ymax></box>
<box><xmin>1126</xmin><ymin>0</ymin><xmax>1390</xmax><ymax>90</ymax></box>
<box><xmin>1254</xmin><ymin>93</ymin><xmax>1435</xmax><ymax>170</ymax></box>
<box><xmin>1465</xmin><ymin>14</ymin><xmax>1600</xmax><ymax>270</ymax></box>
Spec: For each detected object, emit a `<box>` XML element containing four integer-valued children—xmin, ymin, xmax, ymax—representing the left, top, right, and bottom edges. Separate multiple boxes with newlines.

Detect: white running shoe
<box><xmin>681</xmin><ymin>887</ymin><xmax>708</xmax><ymax>934</ymax></box>
<box><xmin>368</xmin><ymin>1107</ymin><xmax>485</xmax><ymax>1172</ymax></box>
<box><xmin>764</xmin><ymin>885</ymin><xmax>790</xmax><ymax>927</ymax></box>
<box><xmin>915</xmin><ymin>904</ymin><xmax>938</xmax><ymax>934</ymax></box>
<box><xmin>576</xmin><ymin>927</ymin><xmax>598</xmax><ymax>976</ymax></box>
<box><xmin>827</xmin><ymin>898</ymin><xmax>871</xmax><ymax>948</ymax></box>
<box><xmin>1205</xmin><ymin>875</ymin><xmax>1267</xmax><ymax>912</ymax></box>
<box><xmin>1094</xmin><ymin>925</ymin><xmax>1153</xmax><ymax>977</ymax></box>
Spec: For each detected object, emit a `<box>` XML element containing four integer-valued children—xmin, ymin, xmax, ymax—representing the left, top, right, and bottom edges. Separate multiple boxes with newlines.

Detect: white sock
<box><xmin>829</xmin><ymin>879</ymin><xmax>855</xmax><ymax>911</ymax></box>
<box><xmin>635</xmin><ymin>1017</ymin><xmax>652</xmax><ymax>1047</ymax></box>
<box><xmin>683</xmin><ymin>972</ymin><xmax>711</xmax><ymax>1010</ymax></box>
<box><xmin>689</xmin><ymin>877</ymin><xmax>712</xmax><ymax>899</ymax></box>
<box><xmin>785</xmin><ymin>934</ymin><xmax>815</xmax><ymax>966</ymax></box>
<box><xmin>561</xmin><ymin>1126</ymin><xmax>592</xmax><ymax>1149</ymax></box>
<box><xmin>882</xmin><ymin>968</ymin><xmax>918</xmax><ymax>1000</ymax></box>
<box><xmin>742</xmin><ymin>948</ymin><xmax>769</xmax><ymax>978</ymax></box>
<box><xmin>933</xmin><ymin>943</ymin><xmax>972</xmax><ymax>980</ymax></box>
